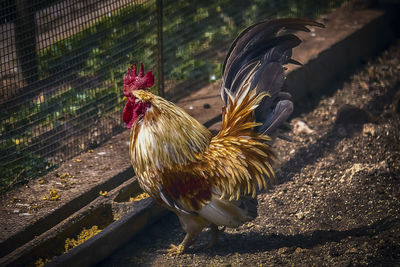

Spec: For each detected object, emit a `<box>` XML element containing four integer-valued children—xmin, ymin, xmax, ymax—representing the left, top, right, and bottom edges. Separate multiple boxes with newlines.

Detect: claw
<box><xmin>167</xmin><ymin>243</ymin><xmax>185</xmax><ymax>255</ymax></box>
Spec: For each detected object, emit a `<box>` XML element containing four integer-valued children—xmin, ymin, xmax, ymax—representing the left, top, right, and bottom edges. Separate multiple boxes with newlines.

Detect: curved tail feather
<box><xmin>221</xmin><ymin>18</ymin><xmax>324</xmax><ymax>136</ymax></box>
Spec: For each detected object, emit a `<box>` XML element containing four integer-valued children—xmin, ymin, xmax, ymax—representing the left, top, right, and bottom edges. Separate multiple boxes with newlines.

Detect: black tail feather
<box><xmin>221</xmin><ymin>18</ymin><xmax>324</xmax><ymax>136</ymax></box>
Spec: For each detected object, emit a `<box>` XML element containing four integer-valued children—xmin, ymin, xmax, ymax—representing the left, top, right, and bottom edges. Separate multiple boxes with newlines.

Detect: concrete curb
<box><xmin>0</xmin><ymin>167</ymin><xmax>134</xmax><ymax>259</ymax></box>
<box><xmin>47</xmin><ymin>198</ymin><xmax>168</xmax><ymax>267</ymax></box>
<box><xmin>1</xmin><ymin>5</ymin><xmax>398</xmax><ymax>267</ymax></box>
<box><xmin>287</xmin><ymin>8</ymin><xmax>398</xmax><ymax>115</ymax></box>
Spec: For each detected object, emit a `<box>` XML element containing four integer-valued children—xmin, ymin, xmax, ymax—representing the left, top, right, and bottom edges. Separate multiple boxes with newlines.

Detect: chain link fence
<box><xmin>0</xmin><ymin>0</ymin><xmax>346</xmax><ymax>194</ymax></box>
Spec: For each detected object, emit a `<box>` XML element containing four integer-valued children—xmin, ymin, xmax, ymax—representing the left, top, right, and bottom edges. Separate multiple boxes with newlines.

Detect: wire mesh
<box><xmin>0</xmin><ymin>0</ymin><xmax>158</xmax><ymax>193</ymax></box>
<box><xmin>0</xmin><ymin>0</ymin><xmax>346</xmax><ymax>194</ymax></box>
<box><xmin>161</xmin><ymin>0</ymin><xmax>347</xmax><ymax>100</ymax></box>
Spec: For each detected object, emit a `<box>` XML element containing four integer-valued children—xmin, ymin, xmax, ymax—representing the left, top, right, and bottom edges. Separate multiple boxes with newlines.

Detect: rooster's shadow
<box><xmin>197</xmin><ymin>216</ymin><xmax>397</xmax><ymax>255</ymax></box>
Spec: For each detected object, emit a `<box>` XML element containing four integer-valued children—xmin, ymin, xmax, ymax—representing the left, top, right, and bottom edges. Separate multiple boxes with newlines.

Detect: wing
<box><xmin>159</xmin><ymin>83</ymin><xmax>275</xmax><ymax>216</ymax></box>
<box><xmin>221</xmin><ymin>18</ymin><xmax>324</xmax><ymax>136</ymax></box>
<box><xmin>158</xmin><ymin>132</ymin><xmax>275</xmax><ymax>214</ymax></box>
<box><xmin>157</xmin><ymin>125</ymin><xmax>275</xmax><ymax>226</ymax></box>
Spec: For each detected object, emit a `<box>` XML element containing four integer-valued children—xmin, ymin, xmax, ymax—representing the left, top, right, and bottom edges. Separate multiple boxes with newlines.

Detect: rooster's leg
<box><xmin>167</xmin><ymin>213</ymin><xmax>206</xmax><ymax>255</ymax></box>
<box><xmin>167</xmin><ymin>232</ymin><xmax>196</xmax><ymax>255</ymax></box>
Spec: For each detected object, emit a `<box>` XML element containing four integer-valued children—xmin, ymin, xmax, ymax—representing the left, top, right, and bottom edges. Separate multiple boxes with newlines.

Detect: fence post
<box><xmin>15</xmin><ymin>0</ymin><xmax>38</xmax><ymax>87</ymax></box>
<box><xmin>156</xmin><ymin>0</ymin><xmax>164</xmax><ymax>97</ymax></box>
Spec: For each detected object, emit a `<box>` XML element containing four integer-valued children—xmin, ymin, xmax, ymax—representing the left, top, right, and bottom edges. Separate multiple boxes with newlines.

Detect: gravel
<box><xmin>99</xmin><ymin>40</ymin><xmax>400</xmax><ymax>266</ymax></box>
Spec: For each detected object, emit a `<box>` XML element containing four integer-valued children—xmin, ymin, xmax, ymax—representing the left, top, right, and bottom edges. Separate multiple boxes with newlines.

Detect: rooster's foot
<box><xmin>167</xmin><ymin>243</ymin><xmax>185</xmax><ymax>255</ymax></box>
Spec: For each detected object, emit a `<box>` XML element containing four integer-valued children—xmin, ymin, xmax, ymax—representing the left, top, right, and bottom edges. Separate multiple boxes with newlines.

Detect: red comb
<box><xmin>123</xmin><ymin>62</ymin><xmax>154</xmax><ymax>95</ymax></box>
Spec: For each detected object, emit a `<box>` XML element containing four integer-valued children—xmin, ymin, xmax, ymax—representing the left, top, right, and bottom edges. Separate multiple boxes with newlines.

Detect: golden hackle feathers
<box><xmin>129</xmin><ymin>90</ymin><xmax>211</xmax><ymax>176</ymax></box>
<box><xmin>129</xmin><ymin>79</ymin><xmax>275</xmax><ymax>212</ymax></box>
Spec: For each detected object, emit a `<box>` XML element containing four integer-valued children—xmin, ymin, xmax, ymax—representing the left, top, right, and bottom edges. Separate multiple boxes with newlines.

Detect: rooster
<box><xmin>122</xmin><ymin>18</ymin><xmax>323</xmax><ymax>254</ymax></box>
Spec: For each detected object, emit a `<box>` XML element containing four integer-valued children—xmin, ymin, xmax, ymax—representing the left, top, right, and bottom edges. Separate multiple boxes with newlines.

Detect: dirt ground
<box><xmin>99</xmin><ymin>40</ymin><xmax>400</xmax><ymax>266</ymax></box>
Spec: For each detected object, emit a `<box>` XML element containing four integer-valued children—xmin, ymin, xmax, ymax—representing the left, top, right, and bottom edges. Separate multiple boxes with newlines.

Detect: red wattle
<box><xmin>123</xmin><ymin>98</ymin><xmax>151</xmax><ymax>129</ymax></box>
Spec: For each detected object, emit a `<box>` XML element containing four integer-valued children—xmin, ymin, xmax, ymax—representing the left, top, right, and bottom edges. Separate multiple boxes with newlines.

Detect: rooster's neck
<box><xmin>129</xmin><ymin>95</ymin><xmax>212</xmax><ymax>176</ymax></box>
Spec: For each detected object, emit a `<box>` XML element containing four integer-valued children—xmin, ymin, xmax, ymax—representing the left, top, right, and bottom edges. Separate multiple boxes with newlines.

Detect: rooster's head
<box><xmin>122</xmin><ymin>63</ymin><xmax>154</xmax><ymax>129</ymax></box>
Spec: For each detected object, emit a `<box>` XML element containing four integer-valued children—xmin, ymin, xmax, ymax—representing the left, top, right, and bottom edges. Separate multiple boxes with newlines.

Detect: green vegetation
<box><xmin>0</xmin><ymin>2</ymin><xmax>158</xmax><ymax>194</ymax></box>
<box><xmin>1</xmin><ymin>0</ymin><xmax>346</xmax><ymax>195</ymax></box>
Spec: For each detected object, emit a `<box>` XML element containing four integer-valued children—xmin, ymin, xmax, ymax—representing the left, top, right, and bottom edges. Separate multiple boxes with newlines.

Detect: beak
<box><xmin>123</xmin><ymin>96</ymin><xmax>128</xmax><ymax>101</ymax></box>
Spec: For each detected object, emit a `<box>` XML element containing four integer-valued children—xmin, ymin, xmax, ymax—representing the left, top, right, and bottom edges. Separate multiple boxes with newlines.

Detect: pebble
<box><xmin>346</xmin><ymin>247</ymin><xmax>358</xmax><ymax>253</ymax></box>
<box><xmin>296</xmin><ymin>211</ymin><xmax>305</xmax><ymax>220</ymax></box>
<box><xmin>277</xmin><ymin>247</ymin><xmax>289</xmax><ymax>255</ymax></box>
<box><xmin>362</xmin><ymin>123</ymin><xmax>376</xmax><ymax>136</ymax></box>
<box><xmin>293</xmin><ymin>120</ymin><xmax>315</xmax><ymax>135</ymax></box>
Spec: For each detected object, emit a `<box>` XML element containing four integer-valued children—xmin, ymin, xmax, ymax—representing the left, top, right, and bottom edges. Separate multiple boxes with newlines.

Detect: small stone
<box><xmin>362</xmin><ymin>123</ymin><xmax>376</xmax><ymax>136</ymax></box>
<box><xmin>293</xmin><ymin>120</ymin><xmax>315</xmax><ymax>135</ymax></box>
<box><xmin>278</xmin><ymin>247</ymin><xmax>288</xmax><ymax>255</ymax></box>
<box><xmin>359</xmin><ymin>81</ymin><xmax>369</xmax><ymax>90</ymax></box>
<box><xmin>377</xmin><ymin>160</ymin><xmax>388</xmax><ymax>171</ymax></box>
<box><xmin>296</xmin><ymin>211</ymin><xmax>305</xmax><ymax>220</ymax></box>
<box><xmin>346</xmin><ymin>247</ymin><xmax>358</xmax><ymax>253</ymax></box>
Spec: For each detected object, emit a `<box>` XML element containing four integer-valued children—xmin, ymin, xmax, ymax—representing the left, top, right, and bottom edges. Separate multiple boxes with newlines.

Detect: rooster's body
<box><xmin>122</xmin><ymin>18</ymin><xmax>323</xmax><ymax>254</ymax></box>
